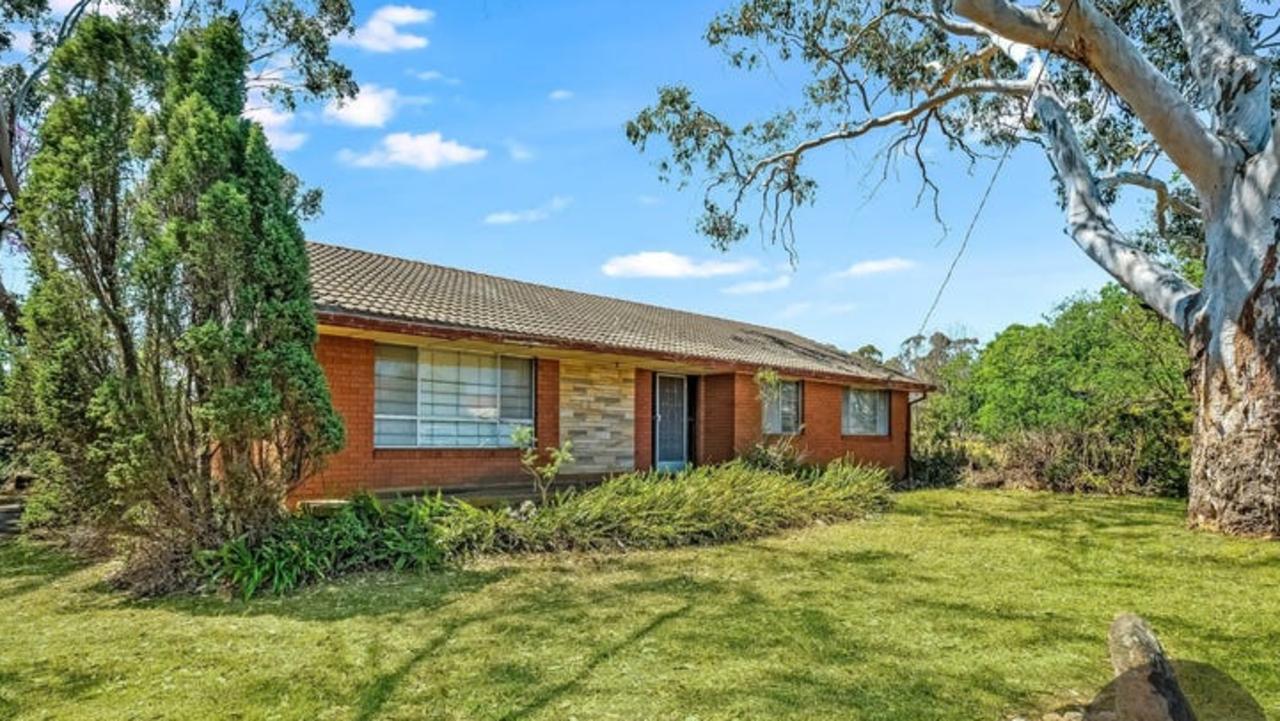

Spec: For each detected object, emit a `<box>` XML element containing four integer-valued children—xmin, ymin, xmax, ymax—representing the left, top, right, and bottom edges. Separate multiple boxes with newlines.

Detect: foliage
<box><xmin>739</xmin><ymin>435</ymin><xmax>811</xmax><ymax>475</ymax></box>
<box><xmin>511</xmin><ymin>426</ymin><xmax>574</xmax><ymax>505</ymax></box>
<box><xmin>5</xmin><ymin>490</ymin><xmax>1278</xmax><ymax>720</ymax></box>
<box><xmin>14</xmin><ymin>16</ymin><xmax>342</xmax><ymax>592</ymax></box>
<box><xmin>200</xmin><ymin>494</ymin><xmax>451</xmax><ymax>600</ymax></box>
<box><xmin>623</xmin><ymin>0</ymin><xmax>1243</xmax><ymax>252</ymax></box>
<box><xmin>0</xmin><ymin>0</ymin><xmax>357</xmax><ymax>337</ymax></box>
<box><xmin>201</xmin><ymin>460</ymin><xmax>891</xmax><ymax>598</ymax></box>
<box><xmin>911</xmin><ymin>286</ymin><xmax>1191</xmax><ymax>495</ymax></box>
<box><xmin>480</xmin><ymin>459</ymin><xmax>890</xmax><ymax>553</ymax></box>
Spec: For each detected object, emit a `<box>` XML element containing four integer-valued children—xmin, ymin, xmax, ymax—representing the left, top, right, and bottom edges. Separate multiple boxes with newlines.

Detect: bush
<box><xmin>964</xmin><ymin>429</ymin><xmax>1188</xmax><ymax>496</ymax></box>
<box><xmin>202</xmin><ymin>460</ymin><xmax>893</xmax><ymax>599</ymax></box>
<box><xmin>740</xmin><ymin>436</ymin><xmax>812</xmax><ymax>475</ymax></box>
<box><xmin>482</xmin><ymin>459</ymin><xmax>891</xmax><ymax>553</ymax></box>
<box><xmin>907</xmin><ymin>443</ymin><xmax>968</xmax><ymax>489</ymax></box>
<box><xmin>200</xmin><ymin>494</ymin><xmax>451</xmax><ymax>599</ymax></box>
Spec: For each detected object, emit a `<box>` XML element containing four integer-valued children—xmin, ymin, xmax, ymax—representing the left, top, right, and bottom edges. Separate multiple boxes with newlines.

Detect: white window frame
<box><xmin>842</xmin><ymin>388</ymin><xmax>890</xmax><ymax>437</ymax></box>
<box><xmin>762</xmin><ymin>380</ymin><xmax>803</xmax><ymax>435</ymax></box>
<box><xmin>373</xmin><ymin>344</ymin><xmax>535</xmax><ymax>449</ymax></box>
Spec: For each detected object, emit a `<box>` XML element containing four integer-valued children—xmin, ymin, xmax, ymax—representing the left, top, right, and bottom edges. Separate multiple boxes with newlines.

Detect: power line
<box><xmin>916</xmin><ymin>0</ymin><xmax>1080</xmax><ymax>336</ymax></box>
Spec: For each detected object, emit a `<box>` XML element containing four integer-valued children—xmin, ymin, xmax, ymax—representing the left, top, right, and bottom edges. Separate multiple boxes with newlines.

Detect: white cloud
<box><xmin>338</xmin><ymin>132</ymin><xmax>486</xmax><ymax>170</ymax></box>
<box><xmin>832</xmin><ymin>257</ymin><xmax>917</xmax><ymax>278</ymax></box>
<box><xmin>243</xmin><ymin>105</ymin><xmax>307</xmax><ymax>152</ymax></box>
<box><xmin>601</xmin><ymin>252</ymin><xmax>758</xmax><ymax>279</ymax></box>
<box><xmin>722</xmin><ymin>275</ymin><xmax>792</xmax><ymax>295</ymax></box>
<box><xmin>416</xmin><ymin>69</ymin><xmax>460</xmax><ymax>84</ymax></box>
<box><xmin>504</xmin><ymin>139</ymin><xmax>534</xmax><ymax>162</ymax></box>
<box><xmin>636</xmin><ymin>194</ymin><xmax>661</xmax><ymax>206</ymax></box>
<box><xmin>548</xmin><ymin>89</ymin><xmax>574</xmax><ymax>101</ymax></box>
<box><xmin>338</xmin><ymin>5</ymin><xmax>433</xmax><ymax>53</ymax></box>
<box><xmin>483</xmin><ymin>196</ymin><xmax>572</xmax><ymax>225</ymax></box>
<box><xmin>324</xmin><ymin>84</ymin><xmax>402</xmax><ymax>127</ymax></box>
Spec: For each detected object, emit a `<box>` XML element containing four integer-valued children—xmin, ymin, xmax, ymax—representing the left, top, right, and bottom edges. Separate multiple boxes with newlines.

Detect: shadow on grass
<box><xmin>0</xmin><ymin>539</ymin><xmax>87</xmax><ymax>603</ymax></box>
<box><xmin>125</xmin><ymin>566</ymin><xmax>518</xmax><ymax>622</ymax></box>
<box><xmin>495</xmin><ymin>603</ymin><xmax>692</xmax><ymax>721</ymax></box>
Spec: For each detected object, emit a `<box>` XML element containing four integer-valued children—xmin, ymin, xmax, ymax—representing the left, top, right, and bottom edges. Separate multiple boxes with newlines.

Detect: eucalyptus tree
<box><xmin>0</xmin><ymin>0</ymin><xmax>355</xmax><ymax>337</ymax></box>
<box><xmin>629</xmin><ymin>0</ymin><xmax>1280</xmax><ymax>536</ymax></box>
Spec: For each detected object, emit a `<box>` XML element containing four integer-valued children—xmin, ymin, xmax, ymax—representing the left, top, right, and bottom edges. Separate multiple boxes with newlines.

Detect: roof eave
<box><xmin>314</xmin><ymin>307</ymin><xmax>934</xmax><ymax>392</ymax></box>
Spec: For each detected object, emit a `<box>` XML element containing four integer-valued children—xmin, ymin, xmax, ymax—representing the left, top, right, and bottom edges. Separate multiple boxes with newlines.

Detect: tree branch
<box><xmin>954</xmin><ymin>0</ymin><xmax>1225</xmax><ymax>195</ymax></box>
<box><xmin>1098</xmin><ymin>171</ymin><xmax>1201</xmax><ymax>234</ymax></box>
<box><xmin>1033</xmin><ymin>88</ymin><xmax>1201</xmax><ymax>334</ymax></box>
<box><xmin>740</xmin><ymin>78</ymin><xmax>1032</xmax><ymax>188</ymax></box>
<box><xmin>1168</xmin><ymin>0</ymin><xmax>1271</xmax><ymax>155</ymax></box>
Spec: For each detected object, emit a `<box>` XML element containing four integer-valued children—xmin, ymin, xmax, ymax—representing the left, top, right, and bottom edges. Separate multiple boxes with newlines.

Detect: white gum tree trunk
<box><xmin>953</xmin><ymin>0</ymin><xmax>1280</xmax><ymax>535</ymax></box>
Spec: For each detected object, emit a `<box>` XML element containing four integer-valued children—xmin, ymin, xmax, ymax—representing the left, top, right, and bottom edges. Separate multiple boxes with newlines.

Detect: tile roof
<box><xmin>308</xmin><ymin>242</ymin><xmax>926</xmax><ymax>388</ymax></box>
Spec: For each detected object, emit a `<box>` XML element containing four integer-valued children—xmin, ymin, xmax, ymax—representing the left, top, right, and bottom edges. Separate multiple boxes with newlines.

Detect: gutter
<box><xmin>314</xmin><ymin>307</ymin><xmax>935</xmax><ymax>393</ymax></box>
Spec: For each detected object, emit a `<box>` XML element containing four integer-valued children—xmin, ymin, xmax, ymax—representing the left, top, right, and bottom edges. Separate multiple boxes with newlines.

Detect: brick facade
<box><xmin>295</xmin><ymin>334</ymin><xmax>559</xmax><ymax>500</ymax></box>
<box><xmin>634</xmin><ymin>370</ymin><xmax>653</xmax><ymax>470</ymax></box>
<box><xmin>295</xmin><ymin>330</ymin><xmax>911</xmax><ymax>501</ymax></box>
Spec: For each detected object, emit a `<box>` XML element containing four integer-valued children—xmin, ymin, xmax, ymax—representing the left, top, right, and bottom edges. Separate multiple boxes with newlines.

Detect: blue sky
<box><xmin>7</xmin><ymin>0</ymin><xmax>1129</xmax><ymax>354</ymax></box>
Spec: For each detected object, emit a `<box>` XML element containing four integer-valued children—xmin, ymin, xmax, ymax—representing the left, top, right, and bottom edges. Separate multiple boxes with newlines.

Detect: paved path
<box><xmin>0</xmin><ymin>497</ymin><xmax>21</xmax><ymax>539</ymax></box>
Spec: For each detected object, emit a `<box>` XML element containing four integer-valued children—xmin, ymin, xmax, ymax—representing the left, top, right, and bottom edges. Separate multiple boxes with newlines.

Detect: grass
<box><xmin>1</xmin><ymin>489</ymin><xmax>1277</xmax><ymax>721</ymax></box>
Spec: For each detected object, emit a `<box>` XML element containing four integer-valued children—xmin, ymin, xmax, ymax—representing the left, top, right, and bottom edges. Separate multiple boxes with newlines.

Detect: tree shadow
<box><xmin>116</xmin><ymin>566</ymin><xmax>517</xmax><ymax>622</ymax></box>
<box><xmin>0</xmin><ymin>540</ymin><xmax>87</xmax><ymax>603</ymax></box>
<box><xmin>494</xmin><ymin>603</ymin><xmax>692</xmax><ymax>721</ymax></box>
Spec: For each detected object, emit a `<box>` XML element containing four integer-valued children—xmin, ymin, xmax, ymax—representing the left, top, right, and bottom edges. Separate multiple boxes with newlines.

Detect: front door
<box><xmin>655</xmin><ymin>374</ymin><xmax>688</xmax><ymax>471</ymax></box>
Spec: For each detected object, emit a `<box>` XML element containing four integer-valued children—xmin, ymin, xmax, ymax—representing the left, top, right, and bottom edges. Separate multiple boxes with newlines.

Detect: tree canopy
<box><xmin>15</xmin><ymin>14</ymin><xmax>342</xmax><ymax>592</ymax></box>
<box><xmin>0</xmin><ymin>0</ymin><xmax>356</xmax><ymax>336</ymax></box>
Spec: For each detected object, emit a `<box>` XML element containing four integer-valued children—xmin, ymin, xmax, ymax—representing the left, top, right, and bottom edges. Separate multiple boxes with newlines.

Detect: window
<box><xmin>374</xmin><ymin>344</ymin><xmax>535</xmax><ymax>448</ymax></box>
<box><xmin>763</xmin><ymin>380</ymin><xmax>802</xmax><ymax>434</ymax></box>
<box><xmin>843</xmin><ymin>389</ymin><xmax>889</xmax><ymax>436</ymax></box>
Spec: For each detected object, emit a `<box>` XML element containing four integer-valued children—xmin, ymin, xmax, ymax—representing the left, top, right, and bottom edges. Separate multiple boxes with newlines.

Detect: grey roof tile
<box><xmin>308</xmin><ymin>242</ymin><xmax>924</xmax><ymax>387</ymax></box>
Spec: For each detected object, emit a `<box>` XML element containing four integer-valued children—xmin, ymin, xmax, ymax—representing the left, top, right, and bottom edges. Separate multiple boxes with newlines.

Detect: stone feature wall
<box><xmin>559</xmin><ymin>359</ymin><xmax>636</xmax><ymax>474</ymax></box>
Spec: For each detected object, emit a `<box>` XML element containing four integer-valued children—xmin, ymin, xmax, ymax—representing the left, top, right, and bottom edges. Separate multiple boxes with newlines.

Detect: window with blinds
<box><xmin>373</xmin><ymin>344</ymin><xmax>535</xmax><ymax>448</ymax></box>
<box><xmin>842</xmin><ymin>389</ymin><xmax>889</xmax><ymax>436</ymax></box>
<box><xmin>762</xmin><ymin>380</ymin><xmax>802</xmax><ymax>434</ymax></box>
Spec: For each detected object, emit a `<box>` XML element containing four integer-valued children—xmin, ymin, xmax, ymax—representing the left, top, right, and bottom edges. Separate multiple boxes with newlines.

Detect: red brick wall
<box><xmin>536</xmin><ymin>358</ymin><xmax>561</xmax><ymax>451</ymax></box>
<box><xmin>732</xmin><ymin>373</ymin><xmax>763</xmax><ymax>455</ymax></box>
<box><xmin>298</xmin><ymin>332</ymin><xmax>910</xmax><ymax>500</ymax></box>
<box><xmin>696</xmin><ymin>374</ymin><xmax>738</xmax><ymax>464</ymax></box>
<box><xmin>295</xmin><ymin>335</ymin><xmax>560</xmax><ymax>500</ymax></box>
<box><xmin>698</xmin><ymin>373</ymin><xmax>909</xmax><ymax>477</ymax></box>
<box><xmin>795</xmin><ymin>381</ymin><xmax>909</xmax><ymax>476</ymax></box>
<box><xmin>634</xmin><ymin>369</ymin><xmax>653</xmax><ymax>470</ymax></box>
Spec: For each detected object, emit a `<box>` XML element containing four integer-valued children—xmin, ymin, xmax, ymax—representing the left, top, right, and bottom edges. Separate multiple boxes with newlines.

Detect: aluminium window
<box><xmin>762</xmin><ymin>380</ymin><xmax>802</xmax><ymax>434</ymax></box>
<box><xmin>842</xmin><ymin>388</ymin><xmax>890</xmax><ymax>436</ymax></box>
<box><xmin>374</xmin><ymin>344</ymin><xmax>535</xmax><ymax>448</ymax></box>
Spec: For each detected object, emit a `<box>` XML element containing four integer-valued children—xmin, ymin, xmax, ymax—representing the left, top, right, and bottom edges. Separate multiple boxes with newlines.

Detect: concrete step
<box><xmin>0</xmin><ymin>500</ymin><xmax>21</xmax><ymax>539</ymax></box>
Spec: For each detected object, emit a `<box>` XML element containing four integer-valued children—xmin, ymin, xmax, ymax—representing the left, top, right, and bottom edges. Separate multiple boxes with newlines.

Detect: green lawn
<box><xmin>2</xmin><ymin>489</ymin><xmax>1277</xmax><ymax>721</ymax></box>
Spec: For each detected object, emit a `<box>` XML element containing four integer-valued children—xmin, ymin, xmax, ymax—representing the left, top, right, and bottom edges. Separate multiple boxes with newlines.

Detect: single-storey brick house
<box><xmin>294</xmin><ymin>242</ymin><xmax>930</xmax><ymax>502</ymax></box>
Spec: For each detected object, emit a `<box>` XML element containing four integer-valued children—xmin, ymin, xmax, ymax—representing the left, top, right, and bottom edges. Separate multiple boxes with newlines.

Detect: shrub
<box><xmin>487</xmin><ymin>460</ymin><xmax>891</xmax><ymax>553</ymax></box>
<box><xmin>512</xmin><ymin>426</ymin><xmax>575</xmax><ymax>505</ymax></box>
<box><xmin>200</xmin><ymin>494</ymin><xmax>451</xmax><ymax>599</ymax></box>
<box><xmin>906</xmin><ymin>443</ymin><xmax>968</xmax><ymax>489</ymax></box>
<box><xmin>740</xmin><ymin>435</ymin><xmax>812</xmax><ymax>475</ymax></box>
<box><xmin>202</xmin><ymin>461</ymin><xmax>892</xmax><ymax>599</ymax></box>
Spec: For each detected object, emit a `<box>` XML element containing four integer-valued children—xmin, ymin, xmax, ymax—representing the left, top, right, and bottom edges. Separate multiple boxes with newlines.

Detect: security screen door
<box><xmin>655</xmin><ymin>374</ymin><xmax>688</xmax><ymax>471</ymax></box>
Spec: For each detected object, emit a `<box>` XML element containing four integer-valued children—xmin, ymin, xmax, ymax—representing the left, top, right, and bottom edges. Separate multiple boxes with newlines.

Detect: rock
<box><xmin>1107</xmin><ymin>614</ymin><xmax>1196</xmax><ymax>721</ymax></box>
